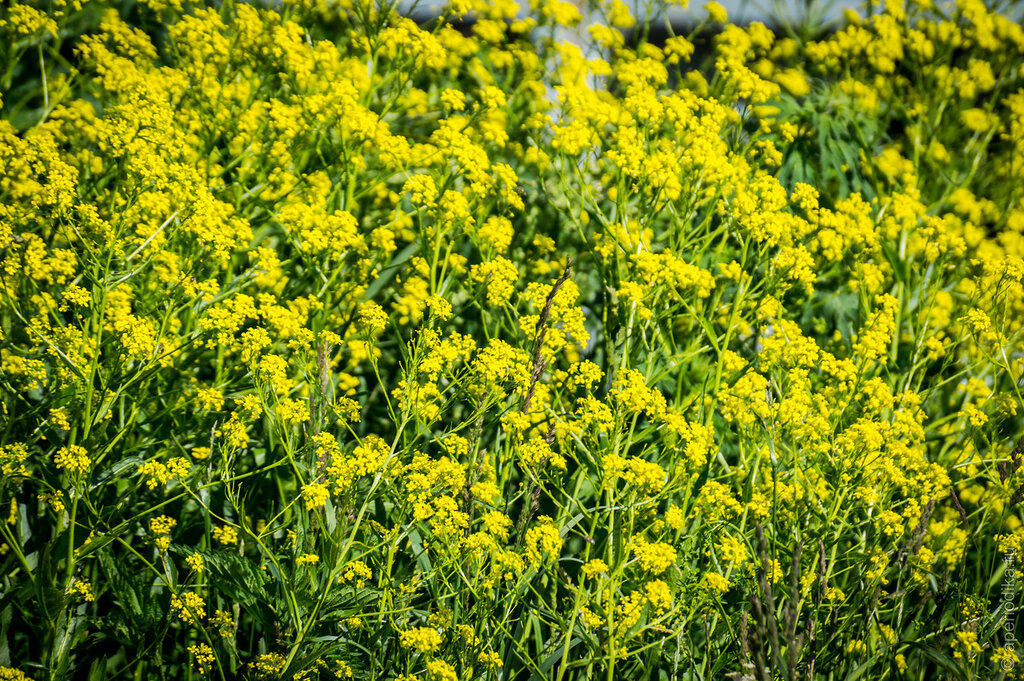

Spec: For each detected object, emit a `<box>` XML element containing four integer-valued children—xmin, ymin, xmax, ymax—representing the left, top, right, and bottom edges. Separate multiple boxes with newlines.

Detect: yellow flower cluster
<box><xmin>170</xmin><ymin>592</ymin><xmax>205</xmax><ymax>625</ymax></box>
<box><xmin>54</xmin><ymin>445</ymin><xmax>90</xmax><ymax>473</ymax></box>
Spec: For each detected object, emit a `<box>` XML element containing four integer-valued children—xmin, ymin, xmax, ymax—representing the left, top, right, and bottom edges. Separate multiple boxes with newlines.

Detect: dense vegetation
<box><xmin>1</xmin><ymin>0</ymin><xmax>1023</xmax><ymax>678</ymax></box>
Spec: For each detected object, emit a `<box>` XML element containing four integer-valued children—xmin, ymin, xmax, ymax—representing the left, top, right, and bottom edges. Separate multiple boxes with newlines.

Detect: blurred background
<box><xmin>404</xmin><ymin>0</ymin><xmax>850</xmax><ymax>33</ymax></box>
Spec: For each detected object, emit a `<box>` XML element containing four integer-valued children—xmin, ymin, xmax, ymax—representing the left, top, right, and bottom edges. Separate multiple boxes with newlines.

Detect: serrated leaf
<box><xmin>201</xmin><ymin>550</ymin><xmax>278</xmax><ymax>633</ymax></box>
<box><xmin>98</xmin><ymin>548</ymin><xmax>144</xmax><ymax>617</ymax></box>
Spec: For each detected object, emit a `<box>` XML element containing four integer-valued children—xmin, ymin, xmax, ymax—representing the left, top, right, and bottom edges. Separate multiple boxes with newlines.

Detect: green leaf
<box><xmin>98</xmin><ymin>548</ymin><xmax>144</xmax><ymax>617</ymax></box>
<box><xmin>901</xmin><ymin>641</ymin><xmax>968</xmax><ymax>680</ymax></box>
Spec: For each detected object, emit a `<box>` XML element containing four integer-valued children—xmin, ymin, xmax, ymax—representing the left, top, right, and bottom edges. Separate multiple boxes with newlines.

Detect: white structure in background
<box><xmin>407</xmin><ymin>0</ymin><xmax>847</xmax><ymax>27</ymax></box>
<box><xmin>691</xmin><ymin>0</ymin><xmax>845</xmax><ymax>23</ymax></box>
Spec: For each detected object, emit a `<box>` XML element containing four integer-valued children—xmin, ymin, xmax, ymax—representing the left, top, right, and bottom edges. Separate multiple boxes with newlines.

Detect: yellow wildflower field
<box><xmin>1</xmin><ymin>0</ymin><xmax>1022</xmax><ymax>678</ymax></box>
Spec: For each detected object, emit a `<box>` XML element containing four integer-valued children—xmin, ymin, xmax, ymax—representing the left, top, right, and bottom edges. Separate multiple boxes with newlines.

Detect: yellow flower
<box><xmin>252</xmin><ymin>653</ymin><xmax>287</xmax><ymax>678</ymax></box>
<box><xmin>582</xmin><ymin>559</ymin><xmax>609</xmax><ymax>579</ymax></box>
<box><xmin>646</xmin><ymin>580</ymin><xmax>673</xmax><ymax>613</ymax></box>
<box><xmin>212</xmin><ymin>525</ymin><xmax>238</xmax><ymax>545</ymax></box>
<box><xmin>612</xmin><ymin>368</ymin><xmax>667</xmax><ymax>418</ymax></box>
<box><xmin>701</xmin><ymin>572</ymin><xmax>730</xmax><ymax>595</ymax></box>
<box><xmin>440</xmin><ymin>88</ymin><xmax>465</xmax><ymax>111</ymax></box>
<box><xmin>68</xmin><ymin>578</ymin><xmax>95</xmax><ymax>602</ymax></box>
<box><xmin>49</xmin><ymin>408</ymin><xmax>71</xmax><ymax>431</ymax></box>
<box><xmin>358</xmin><ymin>301</ymin><xmax>389</xmax><ymax>334</ymax></box>
<box><xmin>632</xmin><ymin>537</ymin><xmax>677</xmax><ymax>573</ymax></box>
<box><xmin>535</xmin><ymin>0</ymin><xmax>582</xmax><ymax>26</ymax></box>
<box><xmin>0</xmin><ymin>444</ymin><xmax>29</xmax><ymax>477</ymax></box>
<box><xmin>426</xmin><ymin>660</ymin><xmax>458</xmax><ymax>681</ymax></box>
<box><xmin>704</xmin><ymin>1</ymin><xmax>727</xmax><ymax>22</ymax></box>
<box><xmin>170</xmin><ymin>592</ymin><xmax>206</xmax><ymax>625</ymax></box>
<box><xmin>188</xmin><ymin>644</ymin><xmax>216</xmax><ymax>674</ymax></box>
<box><xmin>993</xmin><ymin>647</ymin><xmax>1020</xmax><ymax>667</ymax></box>
<box><xmin>602</xmin><ymin>454</ymin><xmax>665</xmax><ymax>495</ymax></box>
<box><xmin>525</xmin><ymin>517</ymin><xmax>562</xmax><ymax>563</ymax></box>
<box><xmin>150</xmin><ymin>515</ymin><xmax>177</xmax><ymax>536</ymax></box>
<box><xmin>54</xmin><ymin>445</ymin><xmax>90</xmax><ymax>474</ymax></box>
<box><xmin>608</xmin><ymin>0</ymin><xmax>635</xmax><ymax>28</ymax></box>
<box><xmin>400</xmin><ymin>626</ymin><xmax>442</xmax><ymax>653</ymax></box>
<box><xmin>425</xmin><ymin>294</ymin><xmax>452</xmax><ymax>321</ymax></box>
<box><xmin>519</xmin><ymin>436</ymin><xmax>567</xmax><ymax>472</ymax></box>
<box><xmin>302</xmin><ymin>482</ymin><xmax>330</xmax><ymax>510</ymax></box>
<box><xmin>717</xmin><ymin>535</ymin><xmax>747</xmax><ymax>563</ymax></box>
<box><xmin>775</xmin><ymin>68</ymin><xmax>811</xmax><ymax>96</ymax></box>
<box><xmin>0</xmin><ymin>5</ymin><xmax>57</xmax><ymax>37</ymax></box>
<box><xmin>470</xmin><ymin>257</ymin><xmax>519</xmax><ymax>307</ymax></box>
<box><xmin>665</xmin><ymin>506</ymin><xmax>686</xmax><ymax>531</ymax></box>
<box><xmin>190</xmin><ymin>447</ymin><xmax>211</xmax><ymax>460</ymax></box>
<box><xmin>339</xmin><ymin>560</ymin><xmax>372</xmax><ymax>587</ymax></box>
